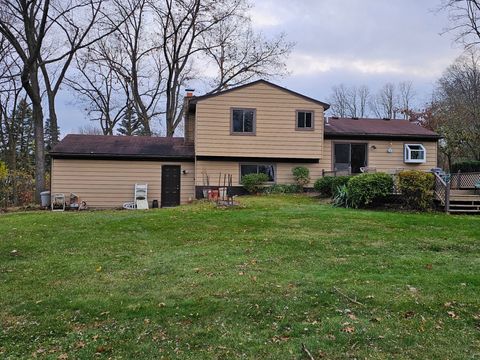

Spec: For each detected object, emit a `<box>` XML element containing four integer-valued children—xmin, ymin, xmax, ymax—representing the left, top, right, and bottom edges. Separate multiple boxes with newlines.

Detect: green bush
<box><xmin>332</xmin><ymin>184</ymin><xmax>350</xmax><ymax>208</ymax></box>
<box><xmin>263</xmin><ymin>184</ymin><xmax>302</xmax><ymax>194</ymax></box>
<box><xmin>331</xmin><ymin>176</ymin><xmax>351</xmax><ymax>196</ymax></box>
<box><xmin>451</xmin><ymin>161</ymin><xmax>480</xmax><ymax>173</ymax></box>
<box><xmin>314</xmin><ymin>176</ymin><xmax>335</xmax><ymax>197</ymax></box>
<box><xmin>398</xmin><ymin>170</ymin><xmax>434</xmax><ymax>210</ymax></box>
<box><xmin>347</xmin><ymin>173</ymin><xmax>394</xmax><ymax>208</ymax></box>
<box><xmin>292</xmin><ymin>166</ymin><xmax>310</xmax><ymax>188</ymax></box>
<box><xmin>241</xmin><ymin>173</ymin><xmax>269</xmax><ymax>194</ymax></box>
<box><xmin>0</xmin><ymin>161</ymin><xmax>7</xmax><ymax>180</ymax></box>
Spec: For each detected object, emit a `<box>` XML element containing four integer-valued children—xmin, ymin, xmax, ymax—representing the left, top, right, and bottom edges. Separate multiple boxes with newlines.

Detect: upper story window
<box><xmin>231</xmin><ymin>108</ymin><xmax>256</xmax><ymax>135</ymax></box>
<box><xmin>404</xmin><ymin>144</ymin><xmax>426</xmax><ymax>163</ymax></box>
<box><xmin>296</xmin><ymin>110</ymin><xmax>314</xmax><ymax>130</ymax></box>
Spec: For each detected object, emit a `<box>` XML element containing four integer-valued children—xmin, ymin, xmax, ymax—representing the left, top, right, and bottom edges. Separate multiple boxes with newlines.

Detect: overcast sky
<box><xmin>58</xmin><ymin>0</ymin><xmax>464</xmax><ymax>135</ymax></box>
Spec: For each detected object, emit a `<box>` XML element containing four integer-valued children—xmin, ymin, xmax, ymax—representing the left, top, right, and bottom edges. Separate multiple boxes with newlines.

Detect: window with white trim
<box><xmin>404</xmin><ymin>144</ymin><xmax>426</xmax><ymax>163</ymax></box>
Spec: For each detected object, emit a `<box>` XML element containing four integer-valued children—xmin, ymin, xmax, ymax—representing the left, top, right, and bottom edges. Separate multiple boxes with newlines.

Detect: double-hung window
<box><xmin>231</xmin><ymin>108</ymin><xmax>256</xmax><ymax>134</ymax></box>
<box><xmin>240</xmin><ymin>164</ymin><xmax>275</xmax><ymax>182</ymax></box>
<box><xmin>404</xmin><ymin>144</ymin><xmax>426</xmax><ymax>163</ymax></box>
<box><xmin>296</xmin><ymin>111</ymin><xmax>314</xmax><ymax>130</ymax></box>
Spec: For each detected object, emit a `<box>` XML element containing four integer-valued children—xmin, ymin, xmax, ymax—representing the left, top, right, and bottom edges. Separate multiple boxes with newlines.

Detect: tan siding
<box><xmin>51</xmin><ymin>159</ymin><xmax>195</xmax><ymax>208</ymax></box>
<box><xmin>195</xmin><ymin>140</ymin><xmax>438</xmax><ymax>188</ymax></box>
<box><xmin>195</xmin><ymin>82</ymin><xmax>325</xmax><ymax>159</ymax></box>
<box><xmin>323</xmin><ymin>140</ymin><xmax>437</xmax><ymax>172</ymax></box>
<box><xmin>196</xmin><ymin>160</ymin><xmax>325</xmax><ymax>187</ymax></box>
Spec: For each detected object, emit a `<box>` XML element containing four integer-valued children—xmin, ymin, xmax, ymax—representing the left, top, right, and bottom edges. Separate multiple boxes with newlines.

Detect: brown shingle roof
<box><xmin>50</xmin><ymin>135</ymin><xmax>194</xmax><ymax>160</ymax></box>
<box><xmin>324</xmin><ymin>118</ymin><xmax>440</xmax><ymax>140</ymax></box>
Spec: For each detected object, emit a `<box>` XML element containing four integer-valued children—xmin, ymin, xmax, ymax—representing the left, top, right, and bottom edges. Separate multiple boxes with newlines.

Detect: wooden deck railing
<box><xmin>449</xmin><ymin>171</ymin><xmax>480</xmax><ymax>190</ymax></box>
<box><xmin>434</xmin><ymin>172</ymin><xmax>450</xmax><ymax>212</ymax></box>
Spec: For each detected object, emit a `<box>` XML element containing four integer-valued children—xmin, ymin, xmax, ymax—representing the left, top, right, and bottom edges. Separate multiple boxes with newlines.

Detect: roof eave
<box><xmin>49</xmin><ymin>153</ymin><xmax>195</xmax><ymax>161</ymax></box>
<box><xmin>324</xmin><ymin>133</ymin><xmax>441</xmax><ymax>141</ymax></box>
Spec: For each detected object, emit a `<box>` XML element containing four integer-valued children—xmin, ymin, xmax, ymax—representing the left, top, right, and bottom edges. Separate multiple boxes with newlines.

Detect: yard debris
<box><xmin>301</xmin><ymin>343</ymin><xmax>315</xmax><ymax>360</ymax></box>
<box><xmin>406</xmin><ymin>285</ymin><xmax>418</xmax><ymax>293</ymax></box>
<box><xmin>403</xmin><ymin>311</ymin><xmax>415</xmax><ymax>319</ymax></box>
<box><xmin>57</xmin><ymin>353</ymin><xmax>68</xmax><ymax>360</ymax></box>
<box><xmin>10</xmin><ymin>249</ymin><xmax>19</xmax><ymax>257</ymax></box>
<box><xmin>332</xmin><ymin>286</ymin><xmax>364</xmax><ymax>306</ymax></box>
<box><xmin>425</xmin><ymin>263</ymin><xmax>433</xmax><ymax>270</ymax></box>
<box><xmin>341</xmin><ymin>325</ymin><xmax>355</xmax><ymax>333</ymax></box>
<box><xmin>447</xmin><ymin>311</ymin><xmax>459</xmax><ymax>319</ymax></box>
<box><xmin>96</xmin><ymin>266</ymin><xmax>102</xmax><ymax>272</ymax></box>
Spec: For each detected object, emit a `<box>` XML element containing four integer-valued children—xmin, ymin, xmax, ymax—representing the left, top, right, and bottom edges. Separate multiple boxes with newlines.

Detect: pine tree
<box><xmin>117</xmin><ymin>102</ymin><xmax>145</xmax><ymax>136</ymax></box>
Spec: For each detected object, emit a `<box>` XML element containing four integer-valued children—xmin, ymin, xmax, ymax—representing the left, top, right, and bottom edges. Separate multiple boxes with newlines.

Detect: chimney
<box><xmin>184</xmin><ymin>88</ymin><xmax>195</xmax><ymax>144</ymax></box>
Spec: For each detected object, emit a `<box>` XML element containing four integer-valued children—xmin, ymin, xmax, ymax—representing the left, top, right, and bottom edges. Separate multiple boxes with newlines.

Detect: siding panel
<box><xmin>51</xmin><ymin>159</ymin><xmax>195</xmax><ymax>208</ymax></box>
<box><xmin>195</xmin><ymin>82</ymin><xmax>325</xmax><ymax>159</ymax></box>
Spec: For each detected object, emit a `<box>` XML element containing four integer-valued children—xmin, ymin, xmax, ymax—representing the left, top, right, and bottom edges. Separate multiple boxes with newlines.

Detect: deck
<box><xmin>448</xmin><ymin>190</ymin><xmax>480</xmax><ymax>213</ymax></box>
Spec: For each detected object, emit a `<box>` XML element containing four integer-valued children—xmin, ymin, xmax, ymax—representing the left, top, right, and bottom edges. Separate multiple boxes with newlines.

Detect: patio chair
<box><xmin>135</xmin><ymin>184</ymin><xmax>149</xmax><ymax>210</ymax></box>
<box><xmin>475</xmin><ymin>179</ymin><xmax>480</xmax><ymax>195</ymax></box>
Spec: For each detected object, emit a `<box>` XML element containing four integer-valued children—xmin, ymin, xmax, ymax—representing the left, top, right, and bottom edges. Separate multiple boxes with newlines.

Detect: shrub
<box><xmin>398</xmin><ymin>170</ymin><xmax>434</xmax><ymax>210</ymax></box>
<box><xmin>292</xmin><ymin>166</ymin><xmax>310</xmax><ymax>188</ymax></box>
<box><xmin>451</xmin><ymin>161</ymin><xmax>480</xmax><ymax>173</ymax></box>
<box><xmin>332</xmin><ymin>184</ymin><xmax>350</xmax><ymax>208</ymax></box>
<box><xmin>264</xmin><ymin>184</ymin><xmax>302</xmax><ymax>194</ymax></box>
<box><xmin>347</xmin><ymin>173</ymin><xmax>394</xmax><ymax>208</ymax></box>
<box><xmin>314</xmin><ymin>176</ymin><xmax>335</xmax><ymax>197</ymax></box>
<box><xmin>331</xmin><ymin>176</ymin><xmax>351</xmax><ymax>196</ymax></box>
<box><xmin>241</xmin><ymin>173</ymin><xmax>269</xmax><ymax>194</ymax></box>
<box><xmin>0</xmin><ymin>161</ymin><xmax>7</xmax><ymax>179</ymax></box>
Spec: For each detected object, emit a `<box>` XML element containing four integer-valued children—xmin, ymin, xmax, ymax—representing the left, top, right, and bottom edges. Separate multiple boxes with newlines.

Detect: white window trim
<box><xmin>404</xmin><ymin>143</ymin><xmax>426</xmax><ymax>164</ymax></box>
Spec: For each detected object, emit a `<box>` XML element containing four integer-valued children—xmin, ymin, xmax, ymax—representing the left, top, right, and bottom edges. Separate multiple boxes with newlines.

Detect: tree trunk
<box><xmin>47</xmin><ymin>93</ymin><xmax>59</xmax><ymax>145</ymax></box>
<box><xmin>29</xmin><ymin>70</ymin><xmax>46</xmax><ymax>203</ymax></box>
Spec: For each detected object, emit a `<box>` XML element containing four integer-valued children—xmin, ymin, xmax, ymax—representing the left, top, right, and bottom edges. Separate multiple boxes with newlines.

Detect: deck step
<box><xmin>449</xmin><ymin>209</ymin><xmax>480</xmax><ymax>213</ymax></box>
<box><xmin>450</xmin><ymin>205</ymin><xmax>480</xmax><ymax>209</ymax></box>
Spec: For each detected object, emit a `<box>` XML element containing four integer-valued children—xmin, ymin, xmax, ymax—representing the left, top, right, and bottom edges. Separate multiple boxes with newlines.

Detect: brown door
<box><xmin>161</xmin><ymin>165</ymin><xmax>181</xmax><ymax>207</ymax></box>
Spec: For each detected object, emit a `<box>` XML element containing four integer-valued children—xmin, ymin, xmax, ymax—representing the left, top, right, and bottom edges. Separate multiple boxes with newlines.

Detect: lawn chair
<box><xmin>51</xmin><ymin>193</ymin><xmax>65</xmax><ymax>211</ymax></box>
<box><xmin>135</xmin><ymin>184</ymin><xmax>149</xmax><ymax>210</ymax></box>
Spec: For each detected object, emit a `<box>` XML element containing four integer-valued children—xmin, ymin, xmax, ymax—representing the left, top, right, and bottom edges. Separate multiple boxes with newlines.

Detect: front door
<box><xmin>161</xmin><ymin>165</ymin><xmax>181</xmax><ymax>207</ymax></box>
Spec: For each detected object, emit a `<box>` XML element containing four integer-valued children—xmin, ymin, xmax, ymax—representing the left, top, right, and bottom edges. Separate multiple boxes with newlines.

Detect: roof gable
<box><xmin>191</xmin><ymin>79</ymin><xmax>330</xmax><ymax>110</ymax></box>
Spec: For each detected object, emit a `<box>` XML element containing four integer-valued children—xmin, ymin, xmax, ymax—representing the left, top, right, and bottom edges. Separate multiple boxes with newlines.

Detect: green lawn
<box><xmin>1</xmin><ymin>195</ymin><xmax>479</xmax><ymax>359</ymax></box>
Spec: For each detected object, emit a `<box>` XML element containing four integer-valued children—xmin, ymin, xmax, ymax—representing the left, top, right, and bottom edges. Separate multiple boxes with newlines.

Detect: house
<box><xmin>50</xmin><ymin>80</ymin><xmax>440</xmax><ymax>208</ymax></box>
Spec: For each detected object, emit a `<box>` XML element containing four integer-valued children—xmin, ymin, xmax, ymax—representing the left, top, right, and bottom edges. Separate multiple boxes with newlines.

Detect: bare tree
<box><xmin>67</xmin><ymin>50</ymin><xmax>128</xmax><ymax>135</ymax></box>
<box><xmin>329</xmin><ymin>84</ymin><xmax>370</xmax><ymax>118</ymax></box>
<box><xmin>0</xmin><ymin>40</ymin><xmax>23</xmax><ymax>171</ymax></box>
<box><xmin>77</xmin><ymin>124</ymin><xmax>104</xmax><ymax>135</ymax></box>
<box><xmin>0</xmin><ymin>1</ymin><xmax>50</xmax><ymax>200</ymax></box>
<box><xmin>398</xmin><ymin>81</ymin><xmax>415</xmax><ymax>119</ymax></box>
<box><xmin>329</xmin><ymin>84</ymin><xmax>349</xmax><ymax>117</ymax></box>
<box><xmin>96</xmin><ymin>0</ymin><xmax>165</xmax><ymax>135</ymax></box>
<box><xmin>436</xmin><ymin>49</ymin><xmax>480</xmax><ymax>160</ymax></box>
<box><xmin>370</xmin><ymin>83</ymin><xmax>398</xmax><ymax>119</ymax></box>
<box><xmin>201</xmin><ymin>8</ymin><xmax>293</xmax><ymax>94</ymax></box>
<box><xmin>442</xmin><ymin>0</ymin><xmax>480</xmax><ymax>47</ymax></box>
<box><xmin>357</xmin><ymin>85</ymin><xmax>370</xmax><ymax>118</ymax></box>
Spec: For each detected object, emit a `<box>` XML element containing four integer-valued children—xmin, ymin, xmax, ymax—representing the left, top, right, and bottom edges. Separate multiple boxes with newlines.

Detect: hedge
<box><xmin>398</xmin><ymin>170</ymin><xmax>434</xmax><ymax>210</ymax></box>
<box><xmin>347</xmin><ymin>173</ymin><xmax>394</xmax><ymax>208</ymax></box>
<box><xmin>451</xmin><ymin>161</ymin><xmax>480</xmax><ymax>173</ymax></box>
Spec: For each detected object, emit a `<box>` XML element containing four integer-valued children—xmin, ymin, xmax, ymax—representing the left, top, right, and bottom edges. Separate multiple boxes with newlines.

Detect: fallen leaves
<box><xmin>447</xmin><ymin>311</ymin><xmax>459</xmax><ymax>319</ymax></box>
<box><xmin>341</xmin><ymin>325</ymin><xmax>355</xmax><ymax>333</ymax></box>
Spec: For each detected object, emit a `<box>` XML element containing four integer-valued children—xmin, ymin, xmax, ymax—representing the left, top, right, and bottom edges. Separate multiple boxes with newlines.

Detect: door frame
<box><xmin>331</xmin><ymin>141</ymin><xmax>369</xmax><ymax>173</ymax></box>
<box><xmin>161</xmin><ymin>165</ymin><xmax>181</xmax><ymax>207</ymax></box>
